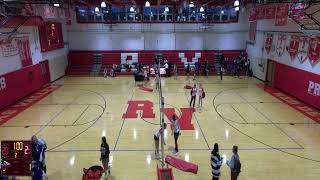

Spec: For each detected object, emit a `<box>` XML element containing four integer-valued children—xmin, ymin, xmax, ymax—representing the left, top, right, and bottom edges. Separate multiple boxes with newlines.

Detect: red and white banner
<box><xmin>298</xmin><ymin>36</ymin><xmax>309</xmax><ymax>64</ymax></box>
<box><xmin>256</xmin><ymin>7</ymin><xmax>265</xmax><ymax>20</ymax></box>
<box><xmin>249</xmin><ymin>8</ymin><xmax>257</xmax><ymax>22</ymax></box>
<box><xmin>308</xmin><ymin>36</ymin><xmax>320</xmax><ymax>67</ymax></box>
<box><xmin>276</xmin><ymin>34</ymin><xmax>286</xmax><ymax>57</ymax></box>
<box><xmin>16</xmin><ymin>37</ymin><xmax>32</xmax><ymax>67</ymax></box>
<box><xmin>275</xmin><ymin>4</ymin><xmax>289</xmax><ymax>26</ymax></box>
<box><xmin>0</xmin><ymin>38</ymin><xmax>19</xmax><ymax>57</ymax></box>
<box><xmin>265</xmin><ymin>5</ymin><xmax>276</xmax><ymax>19</ymax></box>
<box><xmin>288</xmin><ymin>35</ymin><xmax>300</xmax><ymax>60</ymax></box>
<box><xmin>289</xmin><ymin>3</ymin><xmax>305</xmax><ymax>20</ymax></box>
<box><xmin>265</xmin><ymin>33</ymin><xmax>273</xmax><ymax>54</ymax></box>
<box><xmin>249</xmin><ymin>21</ymin><xmax>257</xmax><ymax>42</ymax></box>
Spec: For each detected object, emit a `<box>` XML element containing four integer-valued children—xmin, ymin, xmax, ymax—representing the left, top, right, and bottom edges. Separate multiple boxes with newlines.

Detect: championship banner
<box><xmin>264</xmin><ymin>33</ymin><xmax>273</xmax><ymax>54</ymax></box>
<box><xmin>0</xmin><ymin>38</ymin><xmax>19</xmax><ymax>57</ymax></box>
<box><xmin>289</xmin><ymin>3</ymin><xmax>305</xmax><ymax>20</ymax></box>
<box><xmin>298</xmin><ymin>36</ymin><xmax>309</xmax><ymax>64</ymax></box>
<box><xmin>275</xmin><ymin>4</ymin><xmax>289</xmax><ymax>26</ymax></box>
<box><xmin>265</xmin><ymin>5</ymin><xmax>276</xmax><ymax>19</ymax></box>
<box><xmin>16</xmin><ymin>37</ymin><xmax>32</xmax><ymax>67</ymax></box>
<box><xmin>276</xmin><ymin>34</ymin><xmax>286</xmax><ymax>57</ymax></box>
<box><xmin>308</xmin><ymin>36</ymin><xmax>320</xmax><ymax>67</ymax></box>
<box><xmin>288</xmin><ymin>35</ymin><xmax>300</xmax><ymax>61</ymax></box>
<box><xmin>249</xmin><ymin>21</ymin><xmax>257</xmax><ymax>42</ymax></box>
<box><xmin>249</xmin><ymin>8</ymin><xmax>257</xmax><ymax>22</ymax></box>
<box><xmin>256</xmin><ymin>7</ymin><xmax>265</xmax><ymax>20</ymax></box>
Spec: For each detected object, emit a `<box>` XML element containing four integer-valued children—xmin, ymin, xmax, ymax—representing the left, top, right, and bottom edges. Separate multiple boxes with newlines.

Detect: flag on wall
<box><xmin>308</xmin><ymin>36</ymin><xmax>320</xmax><ymax>67</ymax></box>
<box><xmin>298</xmin><ymin>36</ymin><xmax>309</xmax><ymax>64</ymax></box>
<box><xmin>289</xmin><ymin>3</ymin><xmax>305</xmax><ymax>20</ymax></box>
<box><xmin>256</xmin><ymin>7</ymin><xmax>265</xmax><ymax>20</ymax></box>
<box><xmin>249</xmin><ymin>21</ymin><xmax>257</xmax><ymax>42</ymax></box>
<box><xmin>0</xmin><ymin>38</ymin><xmax>19</xmax><ymax>57</ymax></box>
<box><xmin>249</xmin><ymin>8</ymin><xmax>257</xmax><ymax>22</ymax></box>
<box><xmin>276</xmin><ymin>34</ymin><xmax>287</xmax><ymax>57</ymax></box>
<box><xmin>275</xmin><ymin>4</ymin><xmax>289</xmax><ymax>26</ymax></box>
<box><xmin>16</xmin><ymin>37</ymin><xmax>32</xmax><ymax>67</ymax></box>
<box><xmin>288</xmin><ymin>35</ymin><xmax>300</xmax><ymax>60</ymax></box>
<box><xmin>265</xmin><ymin>5</ymin><xmax>276</xmax><ymax>19</ymax></box>
<box><xmin>265</xmin><ymin>33</ymin><xmax>273</xmax><ymax>54</ymax></box>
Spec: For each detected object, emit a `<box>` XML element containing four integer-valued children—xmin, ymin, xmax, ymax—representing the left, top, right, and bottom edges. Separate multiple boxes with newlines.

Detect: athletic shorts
<box><xmin>154</xmin><ymin>135</ymin><xmax>159</xmax><ymax>141</ymax></box>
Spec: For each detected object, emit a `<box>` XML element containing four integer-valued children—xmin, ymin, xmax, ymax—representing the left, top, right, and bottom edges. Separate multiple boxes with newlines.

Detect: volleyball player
<box><xmin>171</xmin><ymin>115</ymin><xmax>180</xmax><ymax>154</ymax></box>
<box><xmin>154</xmin><ymin>123</ymin><xmax>167</xmax><ymax>159</ymax></box>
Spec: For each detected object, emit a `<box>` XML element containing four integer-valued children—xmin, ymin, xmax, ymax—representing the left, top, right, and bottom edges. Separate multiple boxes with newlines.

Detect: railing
<box><xmin>76</xmin><ymin>11</ymin><xmax>239</xmax><ymax>24</ymax></box>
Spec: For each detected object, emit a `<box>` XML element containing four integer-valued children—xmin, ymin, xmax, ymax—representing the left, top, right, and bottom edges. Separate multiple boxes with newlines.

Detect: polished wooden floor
<box><xmin>1</xmin><ymin>76</ymin><xmax>320</xmax><ymax>180</ymax></box>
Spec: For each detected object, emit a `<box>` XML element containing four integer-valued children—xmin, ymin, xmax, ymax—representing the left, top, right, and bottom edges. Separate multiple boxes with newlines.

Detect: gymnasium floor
<box><xmin>1</xmin><ymin>76</ymin><xmax>320</xmax><ymax>180</ymax></box>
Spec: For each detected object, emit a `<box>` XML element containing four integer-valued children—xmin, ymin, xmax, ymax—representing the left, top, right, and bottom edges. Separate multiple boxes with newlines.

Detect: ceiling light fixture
<box><xmin>101</xmin><ymin>1</ymin><xmax>107</xmax><ymax>8</ymax></box>
<box><xmin>234</xmin><ymin>0</ymin><xmax>240</xmax><ymax>7</ymax></box>
<box><xmin>53</xmin><ymin>3</ymin><xmax>60</xmax><ymax>7</ymax></box>
<box><xmin>130</xmin><ymin>6</ymin><xmax>135</xmax><ymax>12</ymax></box>
<box><xmin>189</xmin><ymin>1</ymin><xmax>194</xmax><ymax>8</ymax></box>
<box><xmin>165</xmin><ymin>6</ymin><xmax>169</xmax><ymax>12</ymax></box>
<box><xmin>95</xmin><ymin>7</ymin><xmax>99</xmax><ymax>12</ymax></box>
<box><xmin>200</xmin><ymin>7</ymin><xmax>204</xmax><ymax>12</ymax></box>
<box><xmin>235</xmin><ymin>6</ymin><xmax>240</xmax><ymax>11</ymax></box>
<box><xmin>145</xmin><ymin>1</ymin><xmax>150</xmax><ymax>7</ymax></box>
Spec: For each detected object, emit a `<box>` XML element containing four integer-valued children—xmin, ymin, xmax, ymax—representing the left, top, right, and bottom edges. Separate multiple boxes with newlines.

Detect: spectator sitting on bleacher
<box><xmin>186</xmin><ymin>64</ymin><xmax>190</xmax><ymax>79</ymax></box>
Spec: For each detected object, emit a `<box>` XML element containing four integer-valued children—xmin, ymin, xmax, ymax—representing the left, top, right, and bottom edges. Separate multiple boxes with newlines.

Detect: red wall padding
<box><xmin>274</xmin><ymin>63</ymin><xmax>320</xmax><ymax>109</ymax></box>
<box><xmin>0</xmin><ymin>64</ymin><xmax>45</xmax><ymax>110</ymax></box>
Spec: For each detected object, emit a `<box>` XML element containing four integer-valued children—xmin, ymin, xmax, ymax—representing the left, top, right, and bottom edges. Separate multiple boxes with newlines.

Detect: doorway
<box><xmin>266</xmin><ymin>60</ymin><xmax>276</xmax><ymax>87</ymax></box>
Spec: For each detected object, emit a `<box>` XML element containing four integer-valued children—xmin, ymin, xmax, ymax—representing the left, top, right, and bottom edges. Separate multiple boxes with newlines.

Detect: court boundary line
<box><xmin>213</xmin><ymin>86</ymin><xmax>320</xmax><ymax>163</ymax></box>
<box><xmin>113</xmin><ymin>82</ymin><xmax>135</xmax><ymax>151</ymax></box>
<box><xmin>183</xmin><ymin>91</ymin><xmax>211</xmax><ymax>150</ymax></box>
<box><xmin>236</xmin><ymin>92</ymin><xmax>305</xmax><ymax>149</ymax></box>
<box><xmin>47</xmin><ymin>146</ymin><xmax>304</xmax><ymax>153</ymax></box>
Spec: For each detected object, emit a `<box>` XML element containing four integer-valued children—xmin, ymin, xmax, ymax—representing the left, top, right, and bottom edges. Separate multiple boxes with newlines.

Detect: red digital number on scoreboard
<box><xmin>1</xmin><ymin>140</ymin><xmax>32</xmax><ymax>176</ymax></box>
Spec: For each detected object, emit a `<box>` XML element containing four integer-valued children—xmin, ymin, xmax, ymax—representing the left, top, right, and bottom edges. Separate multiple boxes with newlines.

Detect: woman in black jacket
<box><xmin>100</xmin><ymin>136</ymin><xmax>110</xmax><ymax>176</ymax></box>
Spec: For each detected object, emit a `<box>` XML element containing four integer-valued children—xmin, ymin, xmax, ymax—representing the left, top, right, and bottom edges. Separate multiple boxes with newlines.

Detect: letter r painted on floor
<box><xmin>122</xmin><ymin>100</ymin><xmax>155</xmax><ymax>119</ymax></box>
<box><xmin>161</xmin><ymin>108</ymin><xmax>195</xmax><ymax>130</ymax></box>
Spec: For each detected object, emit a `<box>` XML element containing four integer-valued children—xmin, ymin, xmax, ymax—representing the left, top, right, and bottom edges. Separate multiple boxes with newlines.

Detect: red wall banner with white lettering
<box><xmin>274</xmin><ymin>62</ymin><xmax>320</xmax><ymax>109</ymax></box>
<box><xmin>275</xmin><ymin>4</ymin><xmax>288</xmax><ymax>26</ymax></box>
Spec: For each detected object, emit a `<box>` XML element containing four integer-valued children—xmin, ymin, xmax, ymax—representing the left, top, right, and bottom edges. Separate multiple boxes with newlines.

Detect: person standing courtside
<box><xmin>190</xmin><ymin>84</ymin><xmax>197</xmax><ymax>108</ymax></box>
<box><xmin>198</xmin><ymin>83</ymin><xmax>205</xmax><ymax>108</ymax></box>
<box><xmin>211</xmin><ymin>143</ymin><xmax>223</xmax><ymax>180</ymax></box>
<box><xmin>174</xmin><ymin>64</ymin><xmax>178</xmax><ymax>79</ymax></box>
<box><xmin>171</xmin><ymin>115</ymin><xmax>180</xmax><ymax>154</ymax></box>
<box><xmin>227</xmin><ymin>146</ymin><xmax>241</xmax><ymax>180</ymax></box>
<box><xmin>100</xmin><ymin>136</ymin><xmax>110</xmax><ymax>178</ymax></box>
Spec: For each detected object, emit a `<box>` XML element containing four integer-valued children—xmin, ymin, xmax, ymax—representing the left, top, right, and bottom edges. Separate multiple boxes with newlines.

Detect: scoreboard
<box><xmin>1</xmin><ymin>140</ymin><xmax>32</xmax><ymax>176</ymax></box>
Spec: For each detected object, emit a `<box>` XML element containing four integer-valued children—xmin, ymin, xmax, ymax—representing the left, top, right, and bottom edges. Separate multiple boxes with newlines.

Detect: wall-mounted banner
<box><xmin>256</xmin><ymin>7</ymin><xmax>265</xmax><ymax>20</ymax></box>
<box><xmin>288</xmin><ymin>3</ymin><xmax>305</xmax><ymax>20</ymax></box>
<box><xmin>275</xmin><ymin>4</ymin><xmax>289</xmax><ymax>26</ymax></box>
<box><xmin>265</xmin><ymin>5</ymin><xmax>276</xmax><ymax>19</ymax></box>
<box><xmin>288</xmin><ymin>35</ymin><xmax>300</xmax><ymax>60</ymax></box>
<box><xmin>0</xmin><ymin>38</ymin><xmax>19</xmax><ymax>57</ymax></box>
<box><xmin>16</xmin><ymin>37</ymin><xmax>32</xmax><ymax>67</ymax></box>
<box><xmin>308</xmin><ymin>36</ymin><xmax>320</xmax><ymax>67</ymax></box>
<box><xmin>249</xmin><ymin>8</ymin><xmax>257</xmax><ymax>22</ymax></box>
<box><xmin>298</xmin><ymin>36</ymin><xmax>309</xmax><ymax>64</ymax></box>
<box><xmin>276</xmin><ymin>34</ymin><xmax>286</xmax><ymax>57</ymax></box>
<box><xmin>264</xmin><ymin>33</ymin><xmax>273</xmax><ymax>54</ymax></box>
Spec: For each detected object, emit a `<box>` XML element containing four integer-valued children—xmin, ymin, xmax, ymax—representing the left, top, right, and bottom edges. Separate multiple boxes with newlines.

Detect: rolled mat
<box><xmin>165</xmin><ymin>155</ymin><xmax>198</xmax><ymax>174</ymax></box>
<box><xmin>184</xmin><ymin>85</ymin><xmax>192</xmax><ymax>89</ymax></box>
<box><xmin>138</xmin><ymin>85</ymin><xmax>153</xmax><ymax>92</ymax></box>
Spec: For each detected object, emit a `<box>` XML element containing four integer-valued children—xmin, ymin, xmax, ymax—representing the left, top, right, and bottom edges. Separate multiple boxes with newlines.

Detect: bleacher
<box><xmin>66</xmin><ymin>50</ymin><xmax>247</xmax><ymax>76</ymax></box>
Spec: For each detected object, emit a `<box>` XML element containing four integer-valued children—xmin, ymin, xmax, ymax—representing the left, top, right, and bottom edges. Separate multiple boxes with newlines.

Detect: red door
<box><xmin>40</xmin><ymin>60</ymin><xmax>50</xmax><ymax>85</ymax></box>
